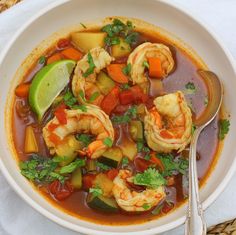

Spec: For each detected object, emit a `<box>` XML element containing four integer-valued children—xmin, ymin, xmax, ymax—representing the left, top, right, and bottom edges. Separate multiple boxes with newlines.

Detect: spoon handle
<box><xmin>184</xmin><ymin>127</ymin><xmax>207</xmax><ymax>235</ymax></box>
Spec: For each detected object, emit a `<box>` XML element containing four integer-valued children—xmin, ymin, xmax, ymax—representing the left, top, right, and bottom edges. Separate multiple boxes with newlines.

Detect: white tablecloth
<box><xmin>0</xmin><ymin>0</ymin><xmax>236</xmax><ymax>234</ymax></box>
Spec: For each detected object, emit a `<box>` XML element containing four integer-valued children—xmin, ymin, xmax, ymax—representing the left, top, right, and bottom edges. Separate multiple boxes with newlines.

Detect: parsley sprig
<box><xmin>219</xmin><ymin>119</ymin><xmax>230</xmax><ymax>140</ymax></box>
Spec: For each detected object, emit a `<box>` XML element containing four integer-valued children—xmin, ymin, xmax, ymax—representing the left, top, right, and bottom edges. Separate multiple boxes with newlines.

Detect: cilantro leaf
<box><xmin>158</xmin><ymin>153</ymin><xmax>189</xmax><ymax>177</ymax></box>
<box><xmin>73</xmin><ymin>104</ymin><xmax>87</xmax><ymax>112</ymax></box>
<box><xmin>142</xmin><ymin>203</ymin><xmax>151</xmax><ymax>210</ymax></box>
<box><xmin>83</xmin><ymin>52</ymin><xmax>96</xmax><ymax>78</ymax></box>
<box><xmin>191</xmin><ymin>124</ymin><xmax>196</xmax><ymax>135</ymax></box>
<box><xmin>63</xmin><ymin>90</ymin><xmax>77</xmax><ymax>107</ymax></box>
<box><xmin>122</xmin><ymin>63</ymin><xmax>131</xmax><ymax>75</ymax></box>
<box><xmin>59</xmin><ymin>159</ymin><xmax>85</xmax><ymax>174</ymax></box>
<box><xmin>133</xmin><ymin>168</ymin><xmax>166</xmax><ymax>188</ymax></box>
<box><xmin>89</xmin><ymin>186</ymin><xmax>103</xmax><ymax>197</ymax></box>
<box><xmin>76</xmin><ymin>133</ymin><xmax>93</xmax><ymax>147</ymax></box>
<box><xmin>89</xmin><ymin>91</ymin><xmax>100</xmax><ymax>102</ymax></box>
<box><xmin>38</xmin><ymin>56</ymin><xmax>46</xmax><ymax>65</ymax></box>
<box><xmin>20</xmin><ymin>154</ymin><xmax>63</xmax><ymax>183</ymax></box>
<box><xmin>143</xmin><ymin>61</ymin><xmax>149</xmax><ymax>69</ymax></box>
<box><xmin>121</xmin><ymin>157</ymin><xmax>129</xmax><ymax>167</ymax></box>
<box><xmin>121</xmin><ymin>83</ymin><xmax>130</xmax><ymax>90</ymax></box>
<box><xmin>185</xmin><ymin>82</ymin><xmax>196</xmax><ymax>94</ymax></box>
<box><xmin>125</xmin><ymin>32</ymin><xmax>139</xmax><ymax>45</ymax></box>
<box><xmin>219</xmin><ymin>119</ymin><xmax>230</xmax><ymax>140</ymax></box>
<box><xmin>96</xmin><ymin>161</ymin><xmax>111</xmax><ymax>171</ymax></box>
<box><xmin>103</xmin><ymin>137</ymin><xmax>113</xmax><ymax>147</ymax></box>
<box><xmin>112</xmin><ymin>106</ymin><xmax>137</xmax><ymax>124</ymax></box>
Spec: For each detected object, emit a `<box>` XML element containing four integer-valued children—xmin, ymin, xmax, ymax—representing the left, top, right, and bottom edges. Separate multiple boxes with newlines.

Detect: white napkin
<box><xmin>0</xmin><ymin>0</ymin><xmax>236</xmax><ymax>234</ymax></box>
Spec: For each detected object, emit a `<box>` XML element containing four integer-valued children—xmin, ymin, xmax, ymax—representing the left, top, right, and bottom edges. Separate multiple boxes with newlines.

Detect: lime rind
<box><xmin>29</xmin><ymin>60</ymin><xmax>76</xmax><ymax>120</ymax></box>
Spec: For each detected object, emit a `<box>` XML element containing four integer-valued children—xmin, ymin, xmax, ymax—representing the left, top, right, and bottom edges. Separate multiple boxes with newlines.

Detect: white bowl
<box><xmin>0</xmin><ymin>0</ymin><xmax>236</xmax><ymax>234</ymax></box>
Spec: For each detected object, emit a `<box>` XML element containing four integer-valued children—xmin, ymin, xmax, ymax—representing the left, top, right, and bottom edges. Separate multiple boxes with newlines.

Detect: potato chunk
<box><xmin>71</xmin><ymin>32</ymin><xmax>106</xmax><ymax>52</ymax></box>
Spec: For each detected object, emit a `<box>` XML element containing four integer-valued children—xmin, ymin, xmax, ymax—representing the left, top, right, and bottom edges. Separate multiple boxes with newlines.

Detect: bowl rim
<box><xmin>0</xmin><ymin>0</ymin><xmax>236</xmax><ymax>234</ymax></box>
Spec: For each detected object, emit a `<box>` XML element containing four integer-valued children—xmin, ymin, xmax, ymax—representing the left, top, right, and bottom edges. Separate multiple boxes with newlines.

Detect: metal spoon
<box><xmin>184</xmin><ymin>70</ymin><xmax>223</xmax><ymax>235</ymax></box>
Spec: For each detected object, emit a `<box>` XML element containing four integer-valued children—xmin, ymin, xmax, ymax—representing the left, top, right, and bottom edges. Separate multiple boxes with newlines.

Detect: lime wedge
<box><xmin>29</xmin><ymin>60</ymin><xmax>76</xmax><ymax>120</ymax></box>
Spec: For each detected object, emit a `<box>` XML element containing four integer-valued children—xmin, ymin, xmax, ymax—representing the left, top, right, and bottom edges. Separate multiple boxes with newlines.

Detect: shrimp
<box><xmin>72</xmin><ymin>47</ymin><xmax>114</xmax><ymax>103</ymax></box>
<box><xmin>144</xmin><ymin>91</ymin><xmax>192</xmax><ymax>153</ymax></box>
<box><xmin>43</xmin><ymin>105</ymin><xmax>114</xmax><ymax>159</ymax></box>
<box><xmin>127</xmin><ymin>42</ymin><xmax>174</xmax><ymax>84</ymax></box>
<box><xmin>112</xmin><ymin>170</ymin><xmax>166</xmax><ymax>212</ymax></box>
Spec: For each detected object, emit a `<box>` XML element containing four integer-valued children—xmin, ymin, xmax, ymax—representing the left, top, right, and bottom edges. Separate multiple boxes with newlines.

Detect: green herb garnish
<box><xmin>125</xmin><ymin>32</ymin><xmax>139</xmax><ymax>45</ymax></box>
<box><xmin>60</xmin><ymin>159</ymin><xmax>85</xmax><ymax>174</ymax></box>
<box><xmin>122</xmin><ymin>63</ymin><xmax>131</xmax><ymax>75</ymax></box>
<box><xmin>83</xmin><ymin>52</ymin><xmax>96</xmax><ymax>78</ymax></box>
<box><xmin>38</xmin><ymin>56</ymin><xmax>46</xmax><ymax>65</ymax></box>
<box><xmin>158</xmin><ymin>153</ymin><xmax>189</xmax><ymax>176</ymax></box>
<box><xmin>219</xmin><ymin>119</ymin><xmax>230</xmax><ymax>140</ymax></box>
<box><xmin>185</xmin><ymin>82</ymin><xmax>196</xmax><ymax>94</ymax></box>
<box><xmin>89</xmin><ymin>91</ymin><xmax>100</xmax><ymax>102</ymax></box>
<box><xmin>63</xmin><ymin>90</ymin><xmax>77</xmax><ymax>107</ymax></box>
<box><xmin>20</xmin><ymin>154</ymin><xmax>63</xmax><ymax>183</ymax></box>
<box><xmin>96</xmin><ymin>161</ymin><xmax>111</xmax><ymax>171</ymax></box>
<box><xmin>121</xmin><ymin>83</ymin><xmax>130</xmax><ymax>90</ymax></box>
<box><xmin>121</xmin><ymin>157</ymin><xmax>129</xmax><ymax>167</ymax></box>
<box><xmin>133</xmin><ymin>168</ymin><xmax>166</xmax><ymax>188</ymax></box>
<box><xmin>191</xmin><ymin>124</ymin><xmax>196</xmax><ymax>135</ymax></box>
<box><xmin>73</xmin><ymin>104</ymin><xmax>87</xmax><ymax>112</ymax></box>
<box><xmin>142</xmin><ymin>203</ymin><xmax>151</xmax><ymax>210</ymax></box>
<box><xmin>89</xmin><ymin>186</ymin><xmax>103</xmax><ymax>197</ymax></box>
<box><xmin>103</xmin><ymin>137</ymin><xmax>113</xmax><ymax>147</ymax></box>
<box><xmin>112</xmin><ymin>106</ymin><xmax>137</xmax><ymax>124</ymax></box>
<box><xmin>80</xmin><ymin>22</ymin><xmax>87</xmax><ymax>28</ymax></box>
<box><xmin>143</xmin><ymin>61</ymin><xmax>149</xmax><ymax>69</ymax></box>
<box><xmin>76</xmin><ymin>133</ymin><xmax>93</xmax><ymax>147</ymax></box>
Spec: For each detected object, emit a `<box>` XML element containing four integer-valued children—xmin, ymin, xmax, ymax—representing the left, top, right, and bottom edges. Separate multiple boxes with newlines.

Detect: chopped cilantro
<box><xmin>142</xmin><ymin>203</ymin><xmax>151</xmax><ymax>210</ymax></box>
<box><xmin>219</xmin><ymin>119</ymin><xmax>230</xmax><ymax>140</ymax></box>
<box><xmin>63</xmin><ymin>90</ymin><xmax>77</xmax><ymax>107</ymax></box>
<box><xmin>96</xmin><ymin>161</ymin><xmax>111</xmax><ymax>171</ymax></box>
<box><xmin>102</xmin><ymin>18</ymin><xmax>139</xmax><ymax>46</ymax></box>
<box><xmin>112</xmin><ymin>106</ymin><xmax>137</xmax><ymax>124</ymax></box>
<box><xmin>76</xmin><ymin>133</ymin><xmax>93</xmax><ymax>147</ymax></box>
<box><xmin>78</xmin><ymin>90</ymin><xmax>86</xmax><ymax>101</ymax></box>
<box><xmin>73</xmin><ymin>104</ymin><xmax>87</xmax><ymax>112</ymax></box>
<box><xmin>185</xmin><ymin>82</ymin><xmax>196</xmax><ymax>94</ymax></box>
<box><xmin>144</xmin><ymin>154</ymin><xmax>151</xmax><ymax>161</ymax></box>
<box><xmin>137</xmin><ymin>141</ymin><xmax>144</xmax><ymax>152</ymax></box>
<box><xmin>60</xmin><ymin>159</ymin><xmax>85</xmax><ymax>174</ymax></box>
<box><xmin>89</xmin><ymin>186</ymin><xmax>103</xmax><ymax>197</ymax></box>
<box><xmin>191</xmin><ymin>124</ymin><xmax>196</xmax><ymax>135</ymax></box>
<box><xmin>125</xmin><ymin>32</ymin><xmax>139</xmax><ymax>45</ymax></box>
<box><xmin>121</xmin><ymin>157</ymin><xmax>129</xmax><ymax>167</ymax></box>
<box><xmin>122</xmin><ymin>63</ymin><xmax>131</xmax><ymax>75</ymax></box>
<box><xmin>103</xmin><ymin>137</ymin><xmax>113</xmax><ymax>147</ymax></box>
<box><xmin>38</xmin><ymin>56</ymin><xmax>46</xmax><ymax>65</ymax></box>
<box><xmin>143</xmin><ymin>61</ymin><xmax>149</xmax><ymax>69</ymax></box>
<box><xmin>158</xmin><ymin>153</ymin><xmax>189</xmax><ymax>177</ymax></box>
<box><xmin>121</xmin><ymin>83</ymin><xmax>130</xmax><ymax>90</ymax></box>
<box><xmin>133</xmin><ymin>168</ymin><xmax>166</xmax><ymax>188</ymax></box>
<box><xmin>20</xmin><ymin>154</ymin><xmax>64</xmax><ymax>183</ymax></box>
<box><xmin>89</xmin><ymin>91</ymin><xmax>100</xmax><ymax>102</ymax></box>
<box><xmin>83</xmin><ymin>52</ymin><xmax>96</xmax><ymax>78</ymax></box>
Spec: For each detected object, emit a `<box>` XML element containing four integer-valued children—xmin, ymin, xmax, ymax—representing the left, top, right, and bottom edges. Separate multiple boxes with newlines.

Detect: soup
<box><xmin>12</xmin><ymin>17</ymin><xmax>229</xmax><ymax>225</ymax></box>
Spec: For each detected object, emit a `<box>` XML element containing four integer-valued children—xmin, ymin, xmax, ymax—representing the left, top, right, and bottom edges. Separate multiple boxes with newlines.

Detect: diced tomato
<box><xmin>48</xmin><ymin>133</ymin><xmax>62</xmax><ymax>146</ymax></box>
<box><xmin>48</xmin><ymin>123</ymin><xmax>59</xmax><ymax>132</ymax></box>
<box><xmin>49</xmin><ymin>180</ymin><xmax>73</xmax><ymax>201</ymax></box>
<box><xmin>82</xmin><ymin>174</ymin><xmax>96</xmax><ymax>190</ymax></box>
<box><xmin>101</xmin><ymin>86</ymin><xmax>120</xmax><ymax>115</ymax></box>
<box><xmin>119</xmin><ymin>90</ymin><xmax>134</xmax><ymax>105</ymax></box>
<box><xmin>54</xmin><ymin>103</ymin><xmax>67</xmax><ymax>125</ymax></box>
<box><xmin>106</xmin><ymin>169</ymin><xmax>119</xmax><ymax>180</ymax></box>
<box><xmin>130</xmin><ymin>85</ymin><xmax>148</xmax><ymax>103</ymax></box>
<box><xmin>57</xmin><ymin>38</ymin><xmax>71</xmax><ymax>49</ymax></box>
<box><xmin>134</xmin><ymin>158</ymin><xmax>150</xmax><ymax>172</ymax></box>
<box><xmin>162</xmin><ymin>201</ymin><xmax>174</xmax><ymax>214</ymax></box>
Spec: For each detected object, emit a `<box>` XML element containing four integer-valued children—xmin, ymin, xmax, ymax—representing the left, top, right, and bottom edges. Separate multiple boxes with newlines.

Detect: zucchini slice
<box><xmin>71</xmin><ymin>167</ymin><xmax>82</xmax><ymax>189</ymax></box>
<box><xmin>98</xmin><ymin>147</ymin><xmax>123</xmax><ymax>168</ymax></box>
<box><xmin>87</xmin><ymin>194</ymin><xmax>119</xmax><ymax>213</ymax></box>
<box><xmin>129</xmin><ymin>120</ymin><xmax>144</xmax><ymax>141</ymax></box>
<box><xmin>96</xmin><ymin>71</ymin><xmax>115</xmax><ymax>95</ymax></box>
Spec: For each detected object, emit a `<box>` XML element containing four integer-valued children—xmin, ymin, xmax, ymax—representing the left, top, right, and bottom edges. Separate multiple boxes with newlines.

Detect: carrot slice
<box><xmin>148</xmin><ymin>57</ymin><xmax>163</xmax><ymax>78</ymax></box>
<box><xmin>101</xmin><ymin>86</ymin><xmax>120</xmax><ymax>115</ymax></box>
<box><xmin>150</xmin><ymin>153</ymin><xmax>164</xmax><ymax>171</ymax></box>
<box><xmin>15</xmin><ymin>83</ymin><xmax>31</xmax><ymax>98</ymax></box>
<box><xmin>61</xmin><ymin>47</ymin><xmax>83</xmax><ymax>61</ymax></box>
<box><xmin>107</xmin><ymin>64</ymin><xmax>129</xmax><ymax>84</ymax></box>
<box><xmin>160</xmin><ymin>130</ymin><xmax>174</xmax><ymax>139</ymax></box>
<box><xmin>47</xmin><ymin>53</ymin><xmax>63</xmax><ymax>64</ymax></box>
